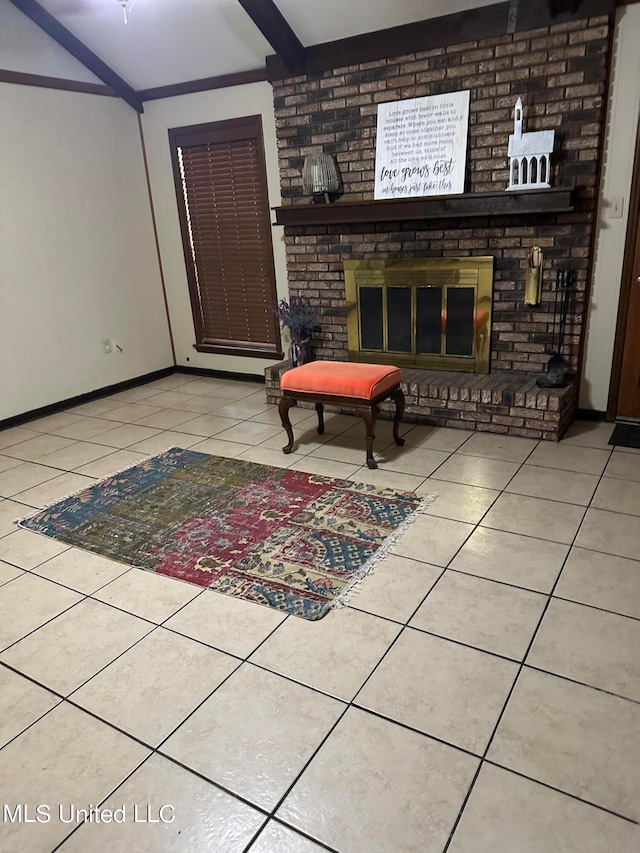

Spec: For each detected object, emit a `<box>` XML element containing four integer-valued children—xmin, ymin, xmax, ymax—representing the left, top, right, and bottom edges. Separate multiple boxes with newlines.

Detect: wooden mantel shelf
<box><xmin>273</xmin><ymin>187</ymin><xmax>574</xmax><ymax>227</ymax></box>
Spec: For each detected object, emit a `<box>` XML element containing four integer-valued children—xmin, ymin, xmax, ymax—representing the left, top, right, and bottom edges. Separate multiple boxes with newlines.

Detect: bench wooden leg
<box><xmin>279</xmin><ymin>384</ymin><xmax>402</xmax><ymax>468</ymax></box>
<box><xmin>357</xmin><ymin>404</ymin><xmax>380</xmax><ymax>469</ymax></box>
<box><xmin>279</xmin><ymin>396</ymin><xmax>297</xmax><ymax>454</ymax></box>
<box><xmin>391</xmin><ymin>388</ymin><xmax>406</xmax><ymax>447</ymax></box>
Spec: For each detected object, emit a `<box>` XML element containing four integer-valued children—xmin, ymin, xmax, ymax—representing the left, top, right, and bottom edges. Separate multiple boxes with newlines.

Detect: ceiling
<box><xmin>30</xmin><ymin>0</ymin><xmax>500</xmax><ymax>91</ymax></box>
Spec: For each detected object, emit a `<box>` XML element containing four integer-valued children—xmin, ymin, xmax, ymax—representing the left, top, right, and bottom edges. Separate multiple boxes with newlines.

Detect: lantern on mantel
<box><xmin>303</xmin><ymin>154</ymin><xmax>341</xmax><ymax>203</ymax></box>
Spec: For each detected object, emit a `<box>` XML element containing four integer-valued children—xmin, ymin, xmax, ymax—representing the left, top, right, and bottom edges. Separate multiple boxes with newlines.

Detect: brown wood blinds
<box><xmin>169</xmin><ymin>116</ymin><xmax>282</xmax><ymax>358</ymax></box>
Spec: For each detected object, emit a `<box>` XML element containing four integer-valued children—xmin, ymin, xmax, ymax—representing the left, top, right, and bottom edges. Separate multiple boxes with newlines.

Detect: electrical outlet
<box><xmin>103</xmin><ymin>339</ymin><xmax>112</xmax><ymax>354</ymax></box>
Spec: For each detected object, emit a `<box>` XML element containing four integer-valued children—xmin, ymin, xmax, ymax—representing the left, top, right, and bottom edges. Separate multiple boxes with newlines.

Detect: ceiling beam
<box><xmin>0</xmin><ymin>69</ymin><xmax>117</xmax><ymax>97</ymax></box>
<box><xmin>237</xmin><ymin>0</ymin><xmax>306</xmax><ymax>73</ymax></box>
<box><xmin>7</xmin><ymin>0</ymin><xmax>143</xmax><ymax>112</ymax></box>
<box><xmin>139</xmin><ymin>69</ymin><xmax>268</xmax><ymax>103</ymax></box>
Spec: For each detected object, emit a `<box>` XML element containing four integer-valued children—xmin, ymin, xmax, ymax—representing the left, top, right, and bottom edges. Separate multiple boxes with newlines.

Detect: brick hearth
<box><xmin>266</xmin><ymin>363</ymin><xmax>576</xmax><ymax>441</ymax></box>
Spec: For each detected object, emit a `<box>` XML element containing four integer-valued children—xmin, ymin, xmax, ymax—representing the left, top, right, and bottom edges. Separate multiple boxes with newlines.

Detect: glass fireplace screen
<box><xmin>344</xmin><ymin>258</ymin><xmax>494</xmax><ymax>373</ymax></box>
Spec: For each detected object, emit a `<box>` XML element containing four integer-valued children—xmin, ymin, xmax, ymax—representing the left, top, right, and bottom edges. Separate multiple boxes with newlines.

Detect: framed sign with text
<box><xmin>374</xmin><ymin>91</ymin><xmax>470</xmax><ymax>200</ymax></box>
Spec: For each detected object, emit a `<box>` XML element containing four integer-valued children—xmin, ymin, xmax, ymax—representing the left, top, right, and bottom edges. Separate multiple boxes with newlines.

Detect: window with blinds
<box><xmin>168</xmin><ymin>116</ymin><xmax>282</xmax><ymax>358</ymax></box>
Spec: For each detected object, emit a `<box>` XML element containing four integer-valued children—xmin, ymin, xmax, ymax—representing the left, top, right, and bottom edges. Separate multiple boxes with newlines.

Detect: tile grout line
<box><xmin>45</xmin><ymin>630</ymin><xmax>282</xmax><ymax>849</ymax></box>
<box><xmin>480</xmin><ymin>758</ymin><xmax>640</xmax><ymax>825</ymax></box>
<box><xmin>46</xmin><ymin>592</ymin><xmax>301</xmax><ymax>850</ymax></box>
<box><xmin>442</xmin><ymin>442</ymin><xmax>618</xmax><ymax>851</ymax></box>
<box><xmin>47</xmin><ymin>750</ymin><xmax>161</xmax><ymax>853</ymax></box>
<box><xmin>237</xmin><ymin>479</ymin><xmax>472</xmax><ymax>848</ymax></box>
<box><xmin>439</xmin><ymin>564</ymin><xmax>640</xmax><ymax>623</ymax></box>
<box><xmin>246</xmin><ymin>816</ymin><xmax>342</xmax><ymax>853</ymax></box>
<box><xmin>351</xmin><ymin>436</ymin><xmax>599</xmax><ymax>851</ymax></box>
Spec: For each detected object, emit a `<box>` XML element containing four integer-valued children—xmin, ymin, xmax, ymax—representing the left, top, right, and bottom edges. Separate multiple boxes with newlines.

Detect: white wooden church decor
<box><xmin>507</xmin><ymin>98</ymin><xmax>555</xmax><ymax>191</ymax></box>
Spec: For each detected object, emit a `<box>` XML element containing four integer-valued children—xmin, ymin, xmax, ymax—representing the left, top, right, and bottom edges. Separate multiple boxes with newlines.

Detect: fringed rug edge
<box><xmin>14</xmin><ymin>446</ymin><xmax>184</xmax><ymax>529</ymax></box>
<box><xmin>328</xmin><ymin>490</ymin><xmax>439</xmax><ymax>614</ymax></box>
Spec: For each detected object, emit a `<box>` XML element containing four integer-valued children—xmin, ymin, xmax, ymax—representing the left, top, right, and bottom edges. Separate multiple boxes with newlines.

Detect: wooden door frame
<box><xmin>607</xmin><ymin>110</ymin><xmax>640</xmax><ymax>420</ymax></box>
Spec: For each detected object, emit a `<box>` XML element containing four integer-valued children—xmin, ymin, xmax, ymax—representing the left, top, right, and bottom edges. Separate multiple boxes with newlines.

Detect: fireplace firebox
<box><xmin>344</xmin><ymin>258</ymin><xmax>494</xmax><ymax>373</ymax></box>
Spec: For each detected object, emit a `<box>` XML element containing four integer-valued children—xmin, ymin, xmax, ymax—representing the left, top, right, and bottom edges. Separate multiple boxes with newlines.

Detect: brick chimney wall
<box><xmin>271</xmin><ymin>16</ymin><xmax>611</xmax><ymax>376</ymax></box>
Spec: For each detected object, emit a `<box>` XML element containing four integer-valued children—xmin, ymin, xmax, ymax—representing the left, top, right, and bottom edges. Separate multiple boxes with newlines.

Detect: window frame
<box><xmin>168</xmin><ymin>115</ymin><xmax>282</xmax><ymax>359</ymax></box>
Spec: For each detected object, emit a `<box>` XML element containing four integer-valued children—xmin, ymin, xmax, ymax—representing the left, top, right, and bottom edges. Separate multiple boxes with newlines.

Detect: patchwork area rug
<box><xmin>19</xmin><ymin>448</ymin><xmax>428</xmax><ymax>620</ymax></box>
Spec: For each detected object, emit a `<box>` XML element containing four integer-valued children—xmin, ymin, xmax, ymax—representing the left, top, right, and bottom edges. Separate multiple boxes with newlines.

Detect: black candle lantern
<box><xmin>302</xmin><ymin>154</ymin><xmax>341</xmax><ymax>203</ymax></box>
<box><xmin>537</xmin><ymin>269</ymin><xmax>575</xmax><ymax>388</ymax></box>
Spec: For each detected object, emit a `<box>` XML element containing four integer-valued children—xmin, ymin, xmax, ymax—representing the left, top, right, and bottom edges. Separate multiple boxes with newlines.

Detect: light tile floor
<box><xmin>0</xmin><ymin>373</ymin><xmax>639</xmax><ymax>853</ymax></box>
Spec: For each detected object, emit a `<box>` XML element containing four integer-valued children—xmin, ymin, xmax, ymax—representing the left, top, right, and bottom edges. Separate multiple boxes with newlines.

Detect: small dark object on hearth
<box><xmin>537</xmin><ymin>269</ymin><xmax>575</xmax><ymax>389</ymax></box>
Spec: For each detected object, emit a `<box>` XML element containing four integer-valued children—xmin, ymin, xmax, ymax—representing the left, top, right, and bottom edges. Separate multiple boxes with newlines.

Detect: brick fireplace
<box><xmin>264</xmin><ymin>9</ymin><xmax>612</xmax><ymax>440</ymax></box>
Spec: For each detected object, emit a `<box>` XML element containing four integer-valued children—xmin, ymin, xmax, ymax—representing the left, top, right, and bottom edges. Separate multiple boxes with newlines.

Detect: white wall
<box><xmin>140</xmin><ymin>82</ymin><xmax>289</xmax><ymax>376</ymax></box>
<box><xmin>581</xmin><ymin>4</ymin><xmax>640</xmax><ymax>412</ymax></box>
<box><xmin>0</xmin><ymin>83</ymin><xmax>173</xmax><ymax>420</ymax></box>
<box><xmin>0</xmin><ymin>0</ymin><xmax>100</xmax><ymax>81</ymax></box>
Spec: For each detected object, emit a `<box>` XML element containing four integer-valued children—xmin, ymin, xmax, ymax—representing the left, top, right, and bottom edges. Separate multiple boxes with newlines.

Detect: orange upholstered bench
<box><xmin>279</xmin><ymin>361</ymin><xmax>405</xmax><ymax>469</ymax></box>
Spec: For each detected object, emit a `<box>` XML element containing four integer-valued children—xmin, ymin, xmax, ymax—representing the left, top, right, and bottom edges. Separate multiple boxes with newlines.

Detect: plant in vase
<box><xmin>272</xmin><ymin>295</ymin><xmax>322</xmax><ymax>366</ymax></box>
